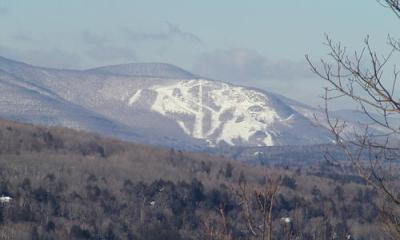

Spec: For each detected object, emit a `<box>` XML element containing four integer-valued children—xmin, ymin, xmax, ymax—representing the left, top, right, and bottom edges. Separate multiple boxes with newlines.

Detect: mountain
<box><xmin>0</xmin><ymin>56</ymin><xmax>340</xmax><ymax>150</ymax></box>
<box><xmin>87</xmin><ymin>62</ymin><xmax>198</xmax><ymax>79</ymax></box>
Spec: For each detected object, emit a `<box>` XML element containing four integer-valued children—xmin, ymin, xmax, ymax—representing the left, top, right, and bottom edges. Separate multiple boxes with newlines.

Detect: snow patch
<box><xmin>128</xmin><ymin>89</ymin><xmax>142</xmax><ymax>105</ymax></box>
<box><xmin>0</xmin><ymin>195</ymin><xmax>12</xmax><ymax>203</ymax></box>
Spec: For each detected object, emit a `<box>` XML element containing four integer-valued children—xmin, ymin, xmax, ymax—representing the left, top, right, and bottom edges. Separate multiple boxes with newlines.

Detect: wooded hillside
<box><xmin>0</xmin><ymin>119</ymin><xmax>394</xmax><ymax>239</ymax></box>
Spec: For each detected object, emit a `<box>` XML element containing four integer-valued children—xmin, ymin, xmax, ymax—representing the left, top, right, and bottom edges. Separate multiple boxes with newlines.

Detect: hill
<box><xmin>0</xmin><ymin>119</ymin><xmax>393</xmax><ymax>239</ymax></box>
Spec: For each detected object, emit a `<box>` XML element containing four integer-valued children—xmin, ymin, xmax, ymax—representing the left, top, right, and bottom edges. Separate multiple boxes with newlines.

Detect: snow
<box><xmin>128</xmin><ymin>89</ymin><xmax>142</xmax><ymax>105</ymax></box>
<box><xmin>0</xmin><ymin>195</ymin><xmax>12</xmax><ymax>203</ymax></box>
<box><xmin>149</xmin><ymin>79</ymin><xmax>284</xmax><ymax>146</ymax></box>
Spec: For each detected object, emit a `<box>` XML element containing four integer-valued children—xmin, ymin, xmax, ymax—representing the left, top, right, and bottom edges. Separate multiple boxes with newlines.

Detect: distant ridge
<box><xmin>86</xmin><ymin>62</ymin><xmax>199</xmax><ymax>79</ymax></box>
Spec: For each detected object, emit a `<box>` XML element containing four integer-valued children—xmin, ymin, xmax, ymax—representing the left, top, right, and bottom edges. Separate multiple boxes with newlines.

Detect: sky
<box><xmin>0</xmin><ymin>0</ymin><xmax>399</xmax><ymax>108</ymax></box>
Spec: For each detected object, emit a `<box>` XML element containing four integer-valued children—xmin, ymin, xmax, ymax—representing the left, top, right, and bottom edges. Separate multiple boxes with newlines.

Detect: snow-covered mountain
<box><xmin>0</xmin><ymin>56</ymin><xmax>339</xmax><ymax>149</ymax></box>
<box><xmin>87</xmin><ymin>62</ymin><xmax>198</xmax><ymax>79</ymax></box>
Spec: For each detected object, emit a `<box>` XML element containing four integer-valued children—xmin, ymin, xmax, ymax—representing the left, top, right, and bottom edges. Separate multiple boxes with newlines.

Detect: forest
<box><xmin>0</xmin><ymin>119</ymin><xmax>397</xmax><ymax>240</ymax></box>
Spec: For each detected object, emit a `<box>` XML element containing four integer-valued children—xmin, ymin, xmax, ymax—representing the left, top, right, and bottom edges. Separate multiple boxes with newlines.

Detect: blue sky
<box><xmin>0</xmin><ymin>0</ymin><xmax>398</xmax><ymax>107</ymax></box>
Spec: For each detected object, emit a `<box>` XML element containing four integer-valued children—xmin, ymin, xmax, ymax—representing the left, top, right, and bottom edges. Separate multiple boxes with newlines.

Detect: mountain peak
<box><xmin>86</xmin><ymin>62</ymin><xmax>199</xmax><ymax>79</ymax></box>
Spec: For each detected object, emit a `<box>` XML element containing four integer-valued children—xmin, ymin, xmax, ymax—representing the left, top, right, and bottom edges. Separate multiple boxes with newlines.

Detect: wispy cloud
<box><xmin>192</xmin><ymin>48</ymin><xmax>313</xmax><ymax>83</ymax></box>
<box><xmin>0</xmin><ymin>45</ymin><xmax>82</xmax><ymax>69</ymax></box>
<box><xmin>80</xmin><ymin>30</ymin><xmax>137</xmax><ymax>65</ymax></box>
<box><xmin>81</xmin><ymin>30</ymin><xmax>109</xmax><ymax>46</ymax></box>
<box><xmin>124</xmin><ymin>21</ymin><xmax>203</xmax><ymax>44</ymax></box>
<box><xmin>12</xmin><ymin>33</ymin><xmax>35</xmax><ymax>42</ymax></box>
<box><xmin>85</xmin><ymin>46</ymin><xmax>136</xmax><ymax>62</ymax></box>
<box><xmin>192</xmin><ymin>48</ymin><xmax>323</xmax><ymax>106</ymax></box>
<box><xmin>165</xmin><ymin>21</ymin><xmax>203</xmax><ymax>44</ymax></box>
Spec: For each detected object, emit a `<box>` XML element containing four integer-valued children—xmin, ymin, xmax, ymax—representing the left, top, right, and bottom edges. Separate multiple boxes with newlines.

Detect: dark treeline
<box><xmin>0</xmin><ymin>119</ymin><xmax>395</xmax><ymax>239</ymax></box>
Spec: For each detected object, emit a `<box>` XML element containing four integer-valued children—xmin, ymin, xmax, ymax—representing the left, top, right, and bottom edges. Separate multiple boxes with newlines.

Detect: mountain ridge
<box><xmin>86</xmin><ymin>62</ymin><xmax>200</xmax><ymax>79</ymax></box>
<box><xmin>0</xmin><ymin>55</ymin><xmax>365</xmax><ymax>150</ymax></box>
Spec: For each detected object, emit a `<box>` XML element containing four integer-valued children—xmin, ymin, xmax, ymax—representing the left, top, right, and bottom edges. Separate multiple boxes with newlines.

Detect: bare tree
<box><xmin>378</xmin><ymin>0</ymin><xmax>400</xmax><ymax>18</ymax></box>
<box><xmin>236</xmin><ymin>175</ymin><xmax>282</xmax><ymax>240</ymax></box>
<box><xmin>306</xmin><ymin>1</ymin><xmax>400</xmax><ymax>238</ymax></box>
